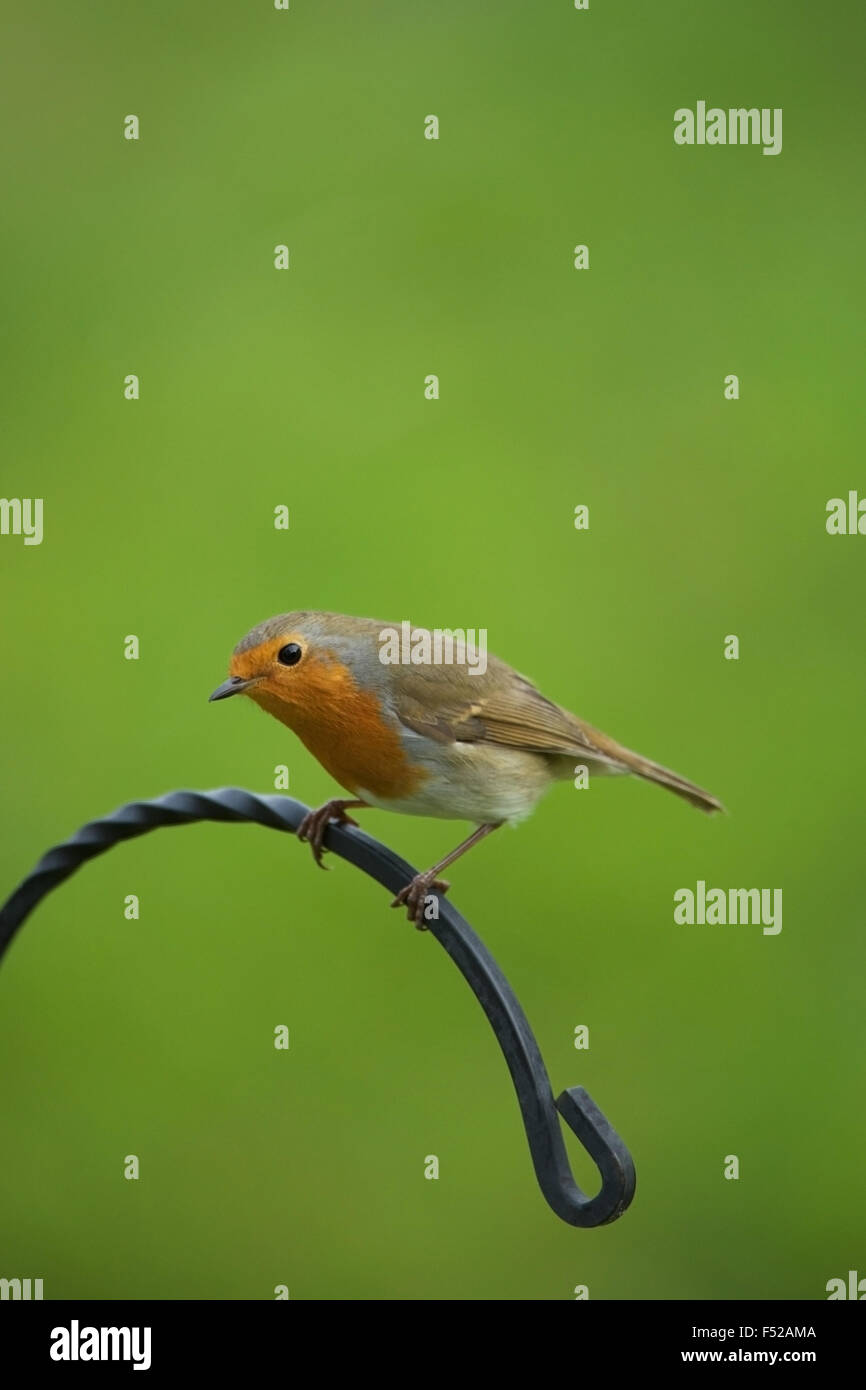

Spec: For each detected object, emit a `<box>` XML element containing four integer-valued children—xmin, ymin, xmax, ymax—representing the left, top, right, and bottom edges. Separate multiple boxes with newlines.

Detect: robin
<box><xmin>209</xmin><ymin>612</ymin><xmax>722</xmax><ymax>924</ymax></box>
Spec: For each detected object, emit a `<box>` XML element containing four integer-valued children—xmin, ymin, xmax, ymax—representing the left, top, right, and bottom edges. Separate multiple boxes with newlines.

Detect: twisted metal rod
<box><xmin>0</xmin><ymin>788</ymin><xmax>636</xmax><ymax>1227</ymax></box>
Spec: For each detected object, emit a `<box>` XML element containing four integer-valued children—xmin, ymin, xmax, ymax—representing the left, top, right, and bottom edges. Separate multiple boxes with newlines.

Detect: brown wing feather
<box><xmin>393</xmin><ymin>662</ymin><xmax>722</xmax><ymax>812</ymax></box>
<box><xmin>393</xmin><ymin>665</ymin><xmax>623</xmax><ymax>766</ymax></box>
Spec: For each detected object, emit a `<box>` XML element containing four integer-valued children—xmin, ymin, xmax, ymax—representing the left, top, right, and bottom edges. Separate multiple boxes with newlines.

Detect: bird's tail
<box><xmin>584</xmin><ymin>727</ymin><xmax>724</xmax><ymax>814</ymax></box>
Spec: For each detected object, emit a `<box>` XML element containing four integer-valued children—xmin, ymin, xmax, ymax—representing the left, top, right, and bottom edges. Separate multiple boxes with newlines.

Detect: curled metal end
<box><xmin>550</xmin><ymin>1087</ymin><xmax>637</xmax><ymax>1227</ymax></box>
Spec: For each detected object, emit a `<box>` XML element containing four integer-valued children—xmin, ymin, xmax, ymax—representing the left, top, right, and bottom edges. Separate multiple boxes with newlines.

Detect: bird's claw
<box><xmin>390</xmin><ymin>875</ymin><xmax>450</xmax><ymax>929</ymax></box>
<box><xmin>297</xmin><ymin>802</ymin><xmax>360</xmax><ymax>869</ymax></box>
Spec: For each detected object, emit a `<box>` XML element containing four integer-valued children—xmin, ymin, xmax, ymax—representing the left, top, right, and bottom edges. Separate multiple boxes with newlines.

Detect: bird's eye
<box><xmin>277</xmin><ymin>642</ymin><xmax>303</xmax><ymax>666</ymax></box>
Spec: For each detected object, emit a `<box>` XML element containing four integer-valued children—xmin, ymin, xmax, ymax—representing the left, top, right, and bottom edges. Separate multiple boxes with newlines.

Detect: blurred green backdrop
<box><xmin>2</xmin><ymin>0</ymin><xmax>864</xmax><ymax>1300</ymax></box>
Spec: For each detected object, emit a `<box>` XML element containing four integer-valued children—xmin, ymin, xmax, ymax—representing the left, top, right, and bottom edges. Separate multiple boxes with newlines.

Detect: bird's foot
<box><xmin>297</xmin><ymin>800</ymin><xmax>361</xmax><ymax>869</ymax></box>
<box><xmin>390</xmin><ymin>874</ymin><xmax>450</xmax><ymax>929</ymax></box>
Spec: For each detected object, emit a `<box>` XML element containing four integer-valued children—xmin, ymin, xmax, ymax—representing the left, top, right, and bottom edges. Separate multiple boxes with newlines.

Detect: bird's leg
<box><xmin>391</xmin><ymin>822</ymin><xmax>503</xmax><ymax>929</ymax></box>
<box><xmin>297</xmin><ymin>799</ymin><xmax>367</xmax><ymax>869</ymax></box>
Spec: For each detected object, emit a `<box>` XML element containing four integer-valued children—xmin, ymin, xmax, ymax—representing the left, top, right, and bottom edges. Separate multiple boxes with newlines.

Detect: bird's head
<box><xmin>208</xmin><ymin>612</ymin><xmax>390</xmax><ymax>732</ymax></box>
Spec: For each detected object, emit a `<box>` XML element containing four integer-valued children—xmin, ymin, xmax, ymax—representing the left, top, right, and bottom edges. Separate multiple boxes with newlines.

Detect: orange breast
<box><xmin>249</xmin><ymin>659</ymin><xmax>426</xmax><ymax>801</ymax></box>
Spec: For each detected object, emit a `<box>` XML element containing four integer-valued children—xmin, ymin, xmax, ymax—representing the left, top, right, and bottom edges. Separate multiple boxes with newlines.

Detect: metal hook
<box><xmin>0</xmin><ymin>788</ymin><xmax>636</xmax><ymax>1228</ymax></box>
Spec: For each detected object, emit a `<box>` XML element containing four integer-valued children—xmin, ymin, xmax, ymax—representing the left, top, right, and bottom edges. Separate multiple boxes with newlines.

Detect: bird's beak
<box><xmin>208</xmin><ymin>676</ymin><xmax>258</xmax><ymax>702</ymax></box>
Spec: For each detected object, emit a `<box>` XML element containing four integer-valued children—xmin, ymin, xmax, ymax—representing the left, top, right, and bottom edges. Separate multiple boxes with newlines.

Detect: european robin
<box><xmin>209</xmin><ymin>612</ymin><xmax>722</xmax><ymax>924</ymax></box>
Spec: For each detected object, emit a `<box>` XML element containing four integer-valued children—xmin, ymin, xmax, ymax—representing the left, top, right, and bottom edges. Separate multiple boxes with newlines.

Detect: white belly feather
<box><xmin>356</xmin><ymin>738</ymin><xmax>556</xmax><ymax>826</ymax></box>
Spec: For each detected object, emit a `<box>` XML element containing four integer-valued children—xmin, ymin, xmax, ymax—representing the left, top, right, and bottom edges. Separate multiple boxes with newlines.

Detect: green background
<box><xmin>2</xmin><ymin>0</ymin><xmax>864</xmax><ymax>1300</ymax></box>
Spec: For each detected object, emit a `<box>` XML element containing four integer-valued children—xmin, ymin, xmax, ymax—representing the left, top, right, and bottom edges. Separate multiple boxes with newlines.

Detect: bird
<box><xmin>209</xmin><ymin>611</ymin><xmax>723</xmax><ymax>925</ymax></box>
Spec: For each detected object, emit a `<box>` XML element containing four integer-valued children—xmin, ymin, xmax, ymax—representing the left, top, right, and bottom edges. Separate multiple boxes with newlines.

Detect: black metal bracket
<box><xmin>0</xmin><ymin>788</ymin><xmax>636</xmax><ymax>1228</ymax></box>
